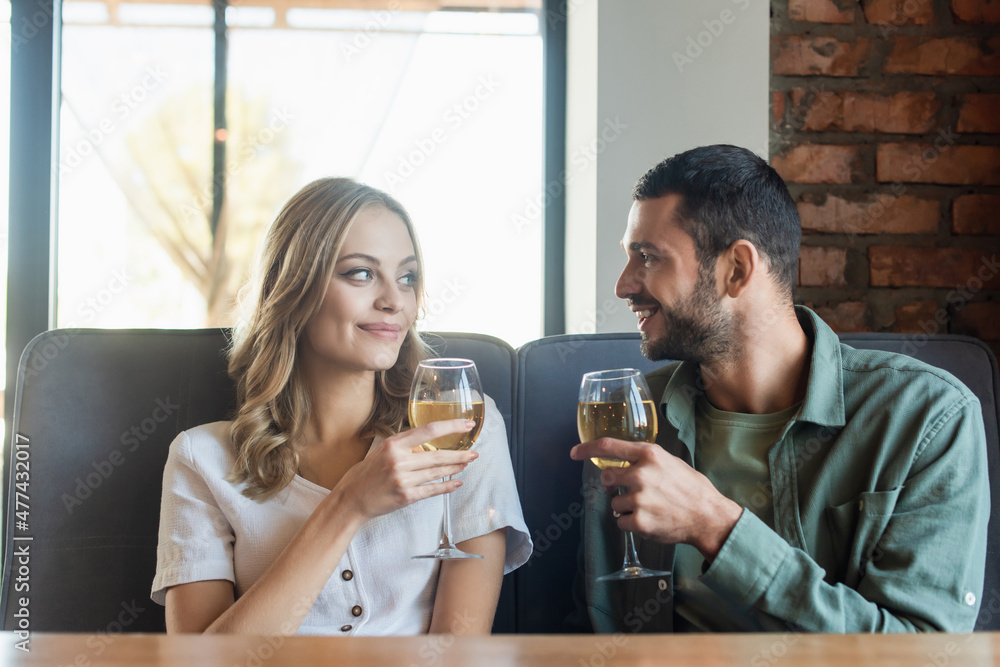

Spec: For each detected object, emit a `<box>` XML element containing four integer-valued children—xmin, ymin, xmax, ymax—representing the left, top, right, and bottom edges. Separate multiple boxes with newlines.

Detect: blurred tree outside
<box><xmin>63</xmin><ymin>84</ymin><xmax>301</xmax><ymax>326</ymax></box>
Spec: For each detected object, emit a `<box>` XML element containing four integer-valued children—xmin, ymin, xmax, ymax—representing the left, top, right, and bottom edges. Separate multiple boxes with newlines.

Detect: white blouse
<box><xmin>151</xmin><ymin>396</ymin><xmax>531</xmax><ymax>636</ymax></box>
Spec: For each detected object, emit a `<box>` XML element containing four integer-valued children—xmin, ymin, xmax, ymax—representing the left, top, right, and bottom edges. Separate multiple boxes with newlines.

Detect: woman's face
<box><xmin>300</xmin><ymin>206</ymin><xmax>420</xmax><ymax>375</ymax></box>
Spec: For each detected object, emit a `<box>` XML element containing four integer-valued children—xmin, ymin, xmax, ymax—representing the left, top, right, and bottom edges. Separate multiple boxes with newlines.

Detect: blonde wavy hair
<box><xmin>227</xmin><ymin>177</ymin><xmax>433</xmax><ymax>500</ymax></box>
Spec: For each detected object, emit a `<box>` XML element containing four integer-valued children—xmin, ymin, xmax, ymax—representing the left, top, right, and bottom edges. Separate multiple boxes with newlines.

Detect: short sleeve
<box><xmin>449</xmin><ymin>396</ymin><xmax>532</xmax><ymax>573</ymax></box>
<box><xmin>150</xmin><ymin>430</ymin><xmax>237</xmax><ymax>605</ymax></box>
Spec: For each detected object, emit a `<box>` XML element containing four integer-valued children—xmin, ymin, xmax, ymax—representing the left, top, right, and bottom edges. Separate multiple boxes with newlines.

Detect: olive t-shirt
<box><xmin>673</xmin><ymin>396</ymin><xmax>799</xmax><ymax>632</ymax></box>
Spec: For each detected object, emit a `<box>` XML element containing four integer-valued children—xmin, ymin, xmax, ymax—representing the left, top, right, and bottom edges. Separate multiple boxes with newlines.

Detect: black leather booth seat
<box><xmin>2</xmin><ymin>329</ymin><xmax>998</xmax><ymax>633</ymax></box>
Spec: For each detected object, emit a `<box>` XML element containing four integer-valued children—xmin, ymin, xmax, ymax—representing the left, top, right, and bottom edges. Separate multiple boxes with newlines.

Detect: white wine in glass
<box><xmin>577</xmin><ymin>400</ymin><xmax>657</xmax><ymax>469</ymax></box>
<box><xmin>409</xmin><ymin>401</ymin><xmax>485</xmax><ymax>451</ymax></box>
<box><xmin>578</xmin><ymin>368</ymin><xmax>671</xmax><ymax>581</ymax></box>
<box><xmin>409</xmin><ymin>358</ymin><xmax>484</xmax><ymax>560</ymax></box>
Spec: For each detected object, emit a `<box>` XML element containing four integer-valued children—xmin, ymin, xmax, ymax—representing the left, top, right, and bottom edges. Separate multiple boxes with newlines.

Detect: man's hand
<box><xmin>570</xmin><ymin>438</ymin><xmax>743</xmax><ymax>563</ymax></box>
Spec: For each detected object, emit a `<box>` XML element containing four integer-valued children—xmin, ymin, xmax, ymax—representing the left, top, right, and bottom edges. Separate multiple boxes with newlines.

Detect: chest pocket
<box><xmin>823</xmin><ymin>487</ymin><xmax>901</xmax><ymax>589</ymax></box>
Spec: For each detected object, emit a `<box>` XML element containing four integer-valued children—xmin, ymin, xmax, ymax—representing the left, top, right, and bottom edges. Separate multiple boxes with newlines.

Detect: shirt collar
<box><xmin>794</xmin><ymin>305</ymin><xmax>846</xmax><ymax>428</ymax></box>
<box><xmin>658</xmin><ymin>305</ymin><xmax>846</xmax><ymax>450</ymax></box>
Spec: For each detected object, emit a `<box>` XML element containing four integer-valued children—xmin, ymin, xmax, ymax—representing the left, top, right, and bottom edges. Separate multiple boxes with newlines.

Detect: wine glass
<box><xmin>578</xmin><ymin>368</ymin><xmax>671</xmax><ymax>581</ymax></box>
<box><xmin>409</xmin><ymin>358</ymin><xmax>485</xmax><ymax>560</ymax></box>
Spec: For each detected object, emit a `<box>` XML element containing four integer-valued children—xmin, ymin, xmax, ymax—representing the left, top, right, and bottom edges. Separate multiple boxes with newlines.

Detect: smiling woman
<box><xmin>151</xmin><ymin>177</ymin><xmax>531</xmax><ymax>636</ymax></box>
<box><xmin>300</xmin><ymin>207</ymin><xmax>421</xmax><ymax>377</ymax></box>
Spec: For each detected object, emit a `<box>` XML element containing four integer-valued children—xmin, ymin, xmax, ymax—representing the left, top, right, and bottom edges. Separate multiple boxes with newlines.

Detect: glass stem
<box><xmin>440</xmin><ymin>474</ymin><xmax>454</xmax><ymax>549</ymax></box>
<box><xmin>618</xmin><ymin>486</ymin><xmax>640</xmax><ymax>571</ymax></box>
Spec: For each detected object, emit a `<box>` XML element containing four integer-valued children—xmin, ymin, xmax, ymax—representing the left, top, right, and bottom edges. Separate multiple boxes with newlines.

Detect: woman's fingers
<box><xmin>408</xmin><ymin>462</ymin><xmax>471</xmax><ymax>487</ymax></box>
<box><xmin>408</xmin><ymin>478</ymin><xmax>464</xmax><ymax>501</ymax></box>
<box><xmin>408</xmin><ymin>449</ymin><xmax>478</xmax><ymax>471</ymax></box>
<box><xmin>391</xmin><ymin>418</ymin><xmax>474</xmax><ymax>450</ymax></box>
<box><xmin>346</xmin><ymin>419</ymin><xmax>480</xmax><ymax>518</ymax></box>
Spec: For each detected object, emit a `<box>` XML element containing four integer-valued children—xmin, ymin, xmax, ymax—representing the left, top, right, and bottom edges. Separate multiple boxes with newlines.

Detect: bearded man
<box><xmin>571</xmin><ymin>144</ymin><xmax>989</xmax><ymax>633</ymax></box>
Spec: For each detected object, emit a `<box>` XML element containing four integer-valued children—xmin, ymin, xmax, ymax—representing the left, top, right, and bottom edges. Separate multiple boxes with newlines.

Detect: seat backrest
<box><xmin>514</xmin><ymin>333</ymin><xmax>663</xmax><ymax>633</ymax></box>
<box><xmin>1</xmin><ymin>329</ymin><xmax>518</xmax><ymax>633</ymax></box>
<box><xmin>514</xmin><ymin>332</ymin><xmax>1000</xmax><ymax>633</ymax></box>
<box><xmin>423</xmin><ymin>333</ymin><xmax>518</xmax><ymax>633</ymax></box>
<box><xmin>2</xmin><ymin>329</ymin><xmax>235</xmax><ymax>632</ymax></box>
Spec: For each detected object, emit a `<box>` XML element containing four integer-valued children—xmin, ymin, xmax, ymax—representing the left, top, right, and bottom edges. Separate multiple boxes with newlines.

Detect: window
<box><xmin>56</xmin><ymin>0</ymin><xmax>545</xmax><ymax>345</ymax></box>
<box><xmin>0</xmin><ymin>0</ymin><xmax>10</xmax><ymax>426</ymax></box>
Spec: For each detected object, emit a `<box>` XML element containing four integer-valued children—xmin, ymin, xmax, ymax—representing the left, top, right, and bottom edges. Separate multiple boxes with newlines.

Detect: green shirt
<box><xmin>673</xmin><ymin>398</ymin><xmax>799</xmax><ymax>632</ymax></box>
<box><xmin>579</xmin><ymin>306</ymin><xmax>990</xmax><ymax>633</ymax></box>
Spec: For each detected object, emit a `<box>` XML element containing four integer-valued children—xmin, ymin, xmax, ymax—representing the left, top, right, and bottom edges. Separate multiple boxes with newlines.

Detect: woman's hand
<box><xmin>333</xmin><ymin>419</ymin><xmax>478</xmax><ymax>522</ymax></box>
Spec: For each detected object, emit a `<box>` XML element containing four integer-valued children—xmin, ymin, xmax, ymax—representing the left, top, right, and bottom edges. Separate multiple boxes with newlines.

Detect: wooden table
<box><xmin>2</xmin><ymin>632</ymin><xmax>999</xmax><ymax>666</ymax></box>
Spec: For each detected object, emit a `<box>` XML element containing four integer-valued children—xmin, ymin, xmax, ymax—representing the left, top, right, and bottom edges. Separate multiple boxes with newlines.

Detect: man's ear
<box><xmin>723</xmin><ymin>240</ymin><xmax>759</xmax><ymax>298</ymax></box>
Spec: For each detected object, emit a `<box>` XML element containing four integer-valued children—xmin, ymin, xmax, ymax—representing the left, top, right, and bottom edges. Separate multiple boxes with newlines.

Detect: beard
<box><xmin>640</xmin><ymin>267</ymin><xmax>735</xmax><ymax>365</ymax></box>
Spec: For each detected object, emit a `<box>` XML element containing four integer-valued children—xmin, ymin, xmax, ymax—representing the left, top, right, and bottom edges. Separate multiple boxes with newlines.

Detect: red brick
<box><xmin>877</xmin><ymin>144</ymin><xmax>1000</xmax><ymax>185</ymax></box>
<box><xmin>812</xmin><ymin>301</ymin><xmax>871</xmax><ymax>333</ymax></box>
<box><xmin>953</xmin><ymin>195</ymin><xmax>1000</xmax><ymax>235</ymax></box>
<box><xmin>952</xmin><ymin>302</ymin><xmax>1000</xmax><ymax>342</ymax></box>
<box><xmin>952</xmin><ymin>0</ymin><xmax>1000</xmax><ymax>22</ymax></box>
<box><xmin>789</xmin><ymin>0</ymin><xmax>856</xmax><ymax>23</ymax></box>
<box><xmin>799</xmin><ymin>247</ymin><xmax>848</xmax><ymax>286</ymax></box>
<box><xmin>862</xmin><ymin>0</ymin><xmax>935</xmax><ymax>25</ymax></box>
<box><xmin>798</xmin><ymin>194</ymin><xmax>939</xmax><ymax>234</ymax></box>
<box><xmin>957</xmin><ymin>94</ymin><xmax>1000</xmax><ymax>133</ymax></box>
<box><xmin>773</xmin><ymin>91</ymin><xmax>787</xmax><ymax>129</ymax></box>
<box><xmin>884</xmin><ymin>36</ymin><xmax>1000</xmax><ymax>75</ymax></box>
<box><xmin>791</xmin><ymin>89</ymin><xmax>841</xmax><ymax>130</ymax></box>
<box><xmin>869</xmin><ymin>246</ymin><xmax>1000</xmax><ymax>288</ymax></box>
<box><xmin>773</xmin><ymin>144</ymin><xmax>865</xmax><ymax>184</ymax></box>
<box><xmin>791</xmin><ymin>90</ymin><xmax>939</xmax><ymax>133</ymax></box>
<box><xmin>773</xmin><ymin>36</ymin><xmax>871</xmax><ymax>76</ymax></box>
<box><xmin>893</xmin><ymin>300</ymin><xmax>946</xmax><ymax>334</ymax></box>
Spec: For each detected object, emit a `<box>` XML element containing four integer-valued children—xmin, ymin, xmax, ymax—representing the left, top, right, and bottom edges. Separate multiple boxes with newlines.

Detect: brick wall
<box><xmin>771</xmin><ymin>0</ymin><xmax>1000</xmax><ymax>356</ymax></box>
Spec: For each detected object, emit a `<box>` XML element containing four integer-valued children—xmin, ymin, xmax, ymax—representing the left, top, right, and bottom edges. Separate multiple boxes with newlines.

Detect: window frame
<box><xmin>3</xmin><ymin>0</ymin><xmax>567</xmax><ymax>449</ymax></box>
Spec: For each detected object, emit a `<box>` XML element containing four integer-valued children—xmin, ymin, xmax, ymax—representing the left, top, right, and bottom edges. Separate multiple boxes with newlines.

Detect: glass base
<box><xmin>412</xmin><ymin>547</ymin><xmax>483</xmax><ymax>560</ymax></box>
<box><xmin>596</xmin><ymin>566</ymin><xmax>671</xmax><ymax>582</ymax></box>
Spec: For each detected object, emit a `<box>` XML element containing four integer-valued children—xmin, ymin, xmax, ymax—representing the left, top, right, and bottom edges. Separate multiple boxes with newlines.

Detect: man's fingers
<box><xmin>615</xmin><ymin>513</ymin><xmax>638</xmax><ymax>535</ymax></box>
<box><xmin>610</xmin><ymin>492</ymin><xmax>635</xmax><ymax>516</ymax></box>
<box><xmin>570</xmin><ymin>438</ymin><xmax>644</xmax><ymax>463</ymax></box>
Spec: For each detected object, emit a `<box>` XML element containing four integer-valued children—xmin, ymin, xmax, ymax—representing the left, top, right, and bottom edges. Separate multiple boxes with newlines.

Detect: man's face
<box><xmin>615</xmin><ymin>194</ymin><xmax>734</xmax><ymax>364</ymax></box>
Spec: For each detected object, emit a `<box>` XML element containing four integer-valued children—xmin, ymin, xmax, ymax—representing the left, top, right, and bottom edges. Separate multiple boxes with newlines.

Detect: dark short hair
<box><xmin>633</xmin><ymin>144</ymin><xmax>801</xmax><ymax>298</ymax></box>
